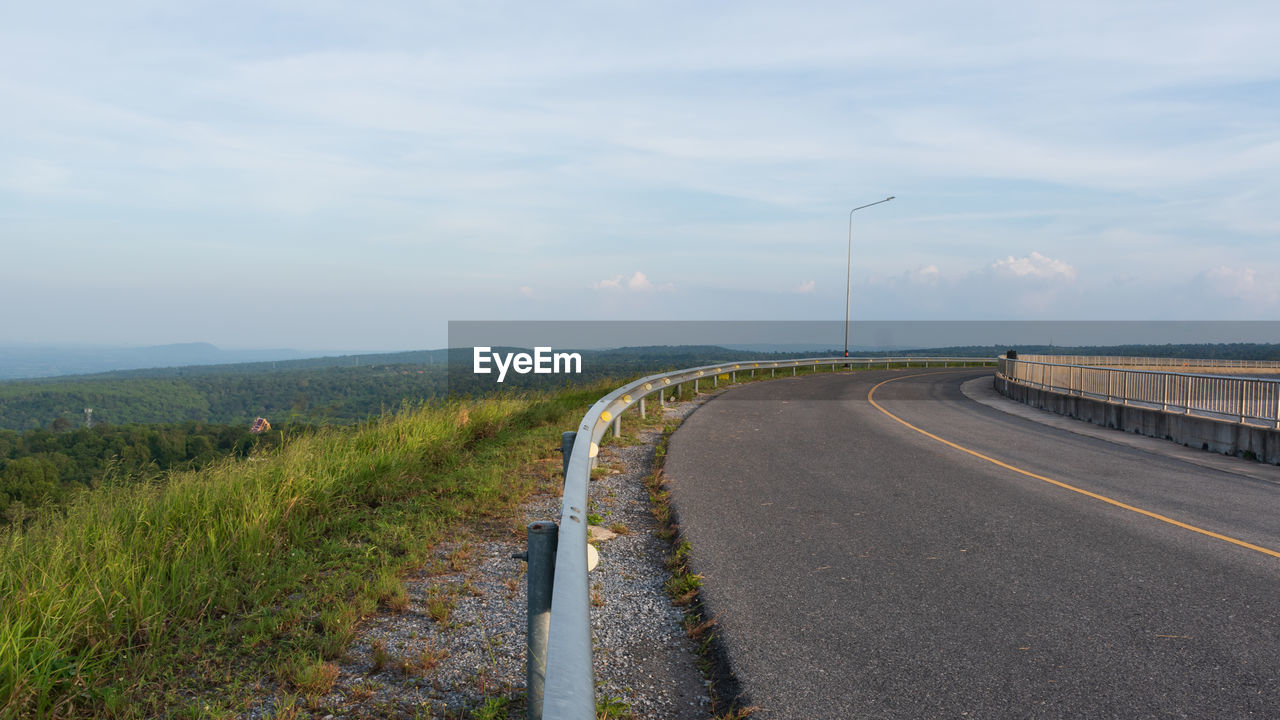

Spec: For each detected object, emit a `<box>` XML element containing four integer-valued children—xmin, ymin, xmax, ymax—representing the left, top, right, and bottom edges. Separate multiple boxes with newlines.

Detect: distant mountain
<box><xmin>0</xmin><ymin>343</ymin><xmax>310</xmax><ymax>380</ymax></box>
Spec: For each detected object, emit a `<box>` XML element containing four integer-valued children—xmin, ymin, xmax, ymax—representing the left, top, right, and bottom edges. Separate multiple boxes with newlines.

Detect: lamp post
<box><xmin>844</xmin><ymin>196</ymin><xmax>895</xmax><ymax>357</ymax></box>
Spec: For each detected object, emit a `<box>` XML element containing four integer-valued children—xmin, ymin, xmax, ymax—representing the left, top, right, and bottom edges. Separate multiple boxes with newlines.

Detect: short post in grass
<box><xmin>518</xmin><ymin>521</ymin><xmax>558</xmax><ymax>720</ymax></box>
<box><xmin>560</xmin><ymin>431</ymin><xmax>576</xmax><ymax>479</ymax></box>
<box><xmin>639</xmin><ymin>396</ymin><xmax>646</xmax><ymax>419</ymax></box>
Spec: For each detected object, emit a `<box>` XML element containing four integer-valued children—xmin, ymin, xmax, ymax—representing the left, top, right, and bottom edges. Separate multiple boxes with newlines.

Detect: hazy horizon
<box><xmin>3</xmin><ymin>318</ymin><xmax>1279</xmax><ymax>380</ymax></box>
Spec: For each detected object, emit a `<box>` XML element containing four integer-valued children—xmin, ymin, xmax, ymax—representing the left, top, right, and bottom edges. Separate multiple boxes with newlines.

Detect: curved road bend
<box><xmin>664</xmin><ymin>368</ymin><xmax>1280</xmax><ymax>719</ymax></box>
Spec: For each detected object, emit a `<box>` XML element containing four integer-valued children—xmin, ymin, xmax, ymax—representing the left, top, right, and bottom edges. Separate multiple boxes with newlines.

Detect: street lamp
<box><xmin>845</xmin><ymin>196</ymin><xmax>895</xmax><ymax>357</ymax></box>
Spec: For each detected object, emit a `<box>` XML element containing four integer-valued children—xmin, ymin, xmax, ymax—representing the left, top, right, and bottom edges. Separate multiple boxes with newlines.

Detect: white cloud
<box><xmin>793</xmin><ymin>280</ymin><xmax>816</xmax><ymax>294</ymax></box>
<box><xmin>628</xmin><ymin>271</ymin><xmax>654</xmax><ymax>291</ymax></box>
<box><xmin>591</xmin><ymin>271</ymin><xmax>673</xmax><ymax>292</ymax></box>
<box><xmin>908</xmin><ymin>265</ymin><xmax>942</xmax><ymax>286</ymax></box>
<box><xmin>1199</xmin><ymin>265</ymin><xmax>1280</xmax><ymax>306</ymax></box>
<box><xmin>518</xmin><ymin>286</ymin><xmax>535</xmax><ymax>298</ymax></box>
<box><xmin>990</xmin><ymin>252</ymin><xmax>1077</xmax><ymax>282</ymax></box>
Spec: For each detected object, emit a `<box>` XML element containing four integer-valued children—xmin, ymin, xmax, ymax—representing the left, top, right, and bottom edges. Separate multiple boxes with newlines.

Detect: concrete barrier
<box><xmin>996</xmin><ymin>375</ymin><xmax>1280</xmax><ymax>465</ymax></box>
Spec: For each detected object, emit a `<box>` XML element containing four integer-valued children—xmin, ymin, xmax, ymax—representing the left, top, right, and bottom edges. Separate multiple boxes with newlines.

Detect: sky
<box><xmin>3</xmin><ymin>1</ymin><xmax>1279</xmax><ymax>352</ymax></box>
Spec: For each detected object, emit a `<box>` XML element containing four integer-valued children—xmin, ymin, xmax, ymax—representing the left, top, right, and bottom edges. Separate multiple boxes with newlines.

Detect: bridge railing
<box><xmin>538</xmin><ymin>355</ymin><xmax>995</xmax><ymax>719</ymax></box>
<box><xmin>996</xmin><ymin>355</ymin><xmax>1280</xmax><ymax>428</ymax></box>
<box><xmin>1011</xmin><ymin>353</ymin><xmax>1280</xmax><ymax>371</ymax></box>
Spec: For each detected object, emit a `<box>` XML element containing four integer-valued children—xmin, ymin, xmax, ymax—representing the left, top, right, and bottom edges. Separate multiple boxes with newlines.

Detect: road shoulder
<box><xmin>961</xmin><ymin>376</ymin><xmax>1280</xmax><ymax>485</ymax></box>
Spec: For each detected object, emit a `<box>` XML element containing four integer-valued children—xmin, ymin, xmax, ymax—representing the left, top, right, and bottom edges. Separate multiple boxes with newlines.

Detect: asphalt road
<box><xmin>664</xmin><ymin>368</ymin><xmax>1280</xmax><ymax>719</ymax></box>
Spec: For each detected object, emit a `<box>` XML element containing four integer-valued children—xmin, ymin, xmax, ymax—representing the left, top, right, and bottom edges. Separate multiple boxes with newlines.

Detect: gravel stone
<box><xmin>241</xmin><ymin>391</ymin><xmax>719</xmax><ymax>719</ymax></box>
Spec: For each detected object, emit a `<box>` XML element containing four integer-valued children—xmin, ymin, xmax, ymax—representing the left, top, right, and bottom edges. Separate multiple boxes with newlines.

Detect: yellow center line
<box><xmin>867</xmin><ymin>373</ymin><xmax>1280</xmax><ymax>560</ymax></box>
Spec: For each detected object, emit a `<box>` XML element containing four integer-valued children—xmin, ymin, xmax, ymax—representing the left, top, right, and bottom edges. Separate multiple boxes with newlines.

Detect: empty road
<box><xmin>665</xmin><ymin>368</ymin><xmax>1280</xmax><ymax>719</ymax></box>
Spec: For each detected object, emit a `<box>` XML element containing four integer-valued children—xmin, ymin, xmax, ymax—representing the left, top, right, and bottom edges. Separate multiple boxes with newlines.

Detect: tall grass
<box><xmin>0</xmin><ymin>384</ymin><xmax>610</xmax><ymax>719</ymax></box>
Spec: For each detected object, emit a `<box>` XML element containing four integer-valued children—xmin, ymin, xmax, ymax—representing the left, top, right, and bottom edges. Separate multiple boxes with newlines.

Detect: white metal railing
<box><xmin>540</xmin><ymin>355</ymin><xmax>994</xmax><ymax>718</ymax></box>
<box><xmin>997</xmin><ymin>355</ymin><xmax>1280</xmax><ymax>429</ymax></box>
<box><xmin>1014</xmin><ymin>354</ymin><xmax>1280</xmax><ymax>371</ymax></box>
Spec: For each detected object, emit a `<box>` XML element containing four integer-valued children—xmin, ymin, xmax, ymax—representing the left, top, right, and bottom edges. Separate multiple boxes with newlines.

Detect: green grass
<box><xmin>595</xmin><ymin>689</ymin><xmax>633</xmax><ymax>719</ymax></box>
<box><xmin>473</xmin><ymin>696</ymin><xmax>511</xmax><ymax>720</ymax></box>
<box><xmin>0</xmin><ymin>382</ymin><xmax>615</xmax><ymax>719</ymax></box>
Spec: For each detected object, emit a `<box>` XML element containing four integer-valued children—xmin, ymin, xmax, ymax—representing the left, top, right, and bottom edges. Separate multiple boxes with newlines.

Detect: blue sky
<box><xmin>3</xmin><ymin>1</ymin><xmax>1278</xmax><ymax>351</ymax></box>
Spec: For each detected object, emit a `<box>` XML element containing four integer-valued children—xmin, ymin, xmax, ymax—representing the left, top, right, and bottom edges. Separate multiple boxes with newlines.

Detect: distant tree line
<box><xmin>0</xmin><ymin>365</ymin><xmax>447</xmax><ymax>431</ymax></box>
<box><xmin>0</xmin><ymin>347</ymin><xmax>790</xmax><ymax>431</ymax></box>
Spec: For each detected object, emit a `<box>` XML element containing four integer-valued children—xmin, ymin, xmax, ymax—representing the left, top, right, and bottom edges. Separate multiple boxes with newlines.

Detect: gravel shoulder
<box><xmin>244</xmin><ymin>391</ymin><xmax>720</xmax><ymax>719</ymax></box>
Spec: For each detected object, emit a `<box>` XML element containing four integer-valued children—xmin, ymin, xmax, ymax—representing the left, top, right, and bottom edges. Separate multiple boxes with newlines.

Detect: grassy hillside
<box><xmin>0</xmin><ymin>381</ymin><xmax>615</xmax><ymax>719</ymax></box>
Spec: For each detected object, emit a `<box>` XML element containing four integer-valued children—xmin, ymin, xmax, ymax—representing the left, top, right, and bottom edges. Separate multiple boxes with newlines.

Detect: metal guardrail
<box><xmin>997</xmin><ymin>355</ymin><xmax>1280</xmax><ymax>428</ymax></box>
<box><xmin>538</xmin><ymin>355</ymin><xmax>995</xmax><ymax>719</ymax></box>
<box><xmin>1013</xmin><ymin>354</ymin><xmax>1280</xmax><ymax>371</ymax></box>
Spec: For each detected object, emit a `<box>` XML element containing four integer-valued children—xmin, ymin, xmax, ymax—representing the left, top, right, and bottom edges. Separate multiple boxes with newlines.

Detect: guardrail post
<box><xmin>560</xmin><ymin>431</ymin><xmax>576</xmax><ymax>479</ymax></box>
<box><xmin>694</xmin><ymin>378</ymin><xmax>699</xmax><ymax>393</ymax></box>
<box><xmin>714</xmin><ymin>374</ymin><xmax>718</xmax><ymax>388</ymax></box>
<box><xmin>612</xmin><ymin>415</ymin><xmax>621</xmax><ymax>437</ymax></box>
<box><xmin>515</xmin><ymin>521</ymin><xmax>558</xmax><ymax>720</ymax></box>
<box><xmin>731</xmin><ymin>371</ymin><xmax>736</xmax><ymax>383</ymax></box>
<box><xmin>639</xmin><ymin>396</ymin><xmax>646</xmax><ymax>419</ymax></box>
